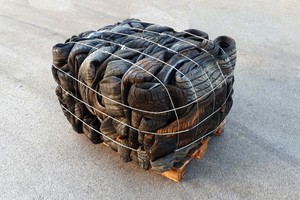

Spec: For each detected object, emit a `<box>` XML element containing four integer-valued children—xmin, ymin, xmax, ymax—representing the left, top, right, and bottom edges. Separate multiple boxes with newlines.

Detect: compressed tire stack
<box><xmin>52</xmin><ymin>19</ymin><xmax>236</xmax><ymax>172</ymax></box>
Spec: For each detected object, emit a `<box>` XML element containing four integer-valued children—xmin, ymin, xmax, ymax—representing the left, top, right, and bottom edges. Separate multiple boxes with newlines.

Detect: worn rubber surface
<box><xmin>52</xmin><ymin>19</ymin><xmax>236</xmax><ymax>172</ymax></box>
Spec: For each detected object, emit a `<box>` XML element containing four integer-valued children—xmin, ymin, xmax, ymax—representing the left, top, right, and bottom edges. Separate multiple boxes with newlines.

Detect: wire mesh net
<box><xmin>51</xmin><ymin>19</ymin><xmax>236</xmax><ymax>172</ymax></box>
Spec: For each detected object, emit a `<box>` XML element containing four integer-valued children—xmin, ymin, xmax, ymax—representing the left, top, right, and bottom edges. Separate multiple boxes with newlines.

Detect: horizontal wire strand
<box><xmin>90</xmin><ymin>32</ymin><xmax>214</xmax><ymax>127</ymax></box>
<box><xmin>58</xmin><ymin>83</ymin><xmax>233</xmax><ymax>136</ymax></box>
<box><xmin>53</xmin><ymin>63</ymin><xmax>233</xmax><ymax>115</ymax></box>
<box><xmin>123</xmin><ymin>21</ymin><xmax>229</xmax><ymax>84</ymax></box>
<box><xmin>60</xmin><ymin>104</ymin><xmax>137</xmax><ymax>152</ymax></box>
<box><xmin>53</xmin><ymin>21</ymin><xmax>234</xmax><ymax>145</ymax></box>
<box><xmin>75</xmin><ymin>36</ymin><xmax>204</xmax><ymax>147</ymax></box>
<box><xmin>60</xmin><ymin>100</ymin><xmax>225</xmax><ymax>152</ymax></box>
<box><xmin>66</xmin><ymin>41</ymin><xmax>181</xmax><ymax>128</ymax></box>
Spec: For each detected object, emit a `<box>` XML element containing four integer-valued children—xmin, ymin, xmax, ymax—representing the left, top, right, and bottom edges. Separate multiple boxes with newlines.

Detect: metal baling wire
<box><xmin>53</xmin><ymin>62</ymin><xmax>231</xmax><ymax>116</ymax></box>
<box><xmin>129</xmin><ymin>26</ymin><xmax>234</xmax><ymax>131</ymax></box>
<box><xmin>175</xmin><ymin>119</ymin><xmax>227</xmax><ymax>152</ymax></box>
<box><xmin>59</xmin><ymin>93</ymin><xmax>227</xmax><ymax>152</ymax></box>
<box><xmin>55</xmin><ymin>23</ymin><xmax>234</xmax><ymax>154</ymax></box>
<box><xmin>156</xmin><ymin>25</ymin><xmax>236</xmax><ymax>150</ymax></box>
<box><xmin>57</xmin><ymin>84</ymin><xmax>139</xmax><ymax>134</ymax></box>
<box><xmin>81</xmin><ymin>29</ymin><xmax>232</xmax><ymax>135</ymax></box>
<box><xmin>88</xmin><ymin>30</ymin><xmax>219</xmax><ymax>137</ymax></box>
<box><xmin>52</xmin><ymin>63</ymin><xmax>233</xmax><ymax>135</ymax></box>
<box><xmin>81</xmin><ymin>36</ymin><xmax>204</xmax><ymax>148</ymax></box>
<box><xmin>126</xmin><ymin>21</ymin><xmax>234</xmax><ymax>138</ymax></box>
<box><xmin>175</xmin><ymin>84</ymin><xmax>233</xmax><ymax>151</ymax></box>
<box><xmin>53</xmin><ymin>64</ymin><xmax>169</xmax><ymax>115</ymax></box>
<box><xmin>86</xmin><ymin>36</ymin><xmax>202</xmax><ymax>114</ymax></box>
<box><xmin>57</xmin><ymin>65</ymin><xmax>233</xmax><ymax>150</ymax></box>
<box><xmin>59</xmin><ymin>85</ymin><xmax>229</xmax><ymax>152</ymax></box>
<box><xmin>92</xmin><ymin>31</ymin><xmax>214</xmax><ymax>122</ymax></box>
<box><xmin>101</xmin><ymin>30</ymin><xmax>217</xmax><ymax>103</ymax></box>
<box><xmin>66</xmin><ymin>38</ymin><xmax>183</xmax><ymax>153</ymax></box>
<box><xmin>61</xmin><ymin>35</ymin><xmax>203</xmax><ymax>131</ymax></box>
<box><xmin>102</xmin><ymin>27</ymin><xmax>219</xmax><ymax>142</ymax></box>
<box><xmin>100</xmin><ymin>28</ymin><xmax>228</xmax><ymax>141</ymax></box>
<box><xmin>60</xmin><ymin>104</ymin><xmax>137</xmax><ymax>152</ymax></box>
<box><xmin>52</xmin><ymin>24</ymin><xmax>234</xmax><ymax>134</ymax></box>
<box><xmin>128</xmin><ymin>20</ymin><xmax>232</xmax><ymax>74</ymax></box>
<box><xmin>54</xmin><ymin>32</ymin><xmax>231</xmax><ymax>115</ymax></box>
<box><xmin>126</xmin><ymin>21</ymin><xmax>229</xmax><ymax>85</ymax></box>
<box><xmin>65</xmin><ymin>40</ymin><xmax>181</xmax><ymax>130</ymax></box>
<box><xmin>121</xmin><ymin>26</ymin><xmax>222</xmax><ymax>99</ymax></box>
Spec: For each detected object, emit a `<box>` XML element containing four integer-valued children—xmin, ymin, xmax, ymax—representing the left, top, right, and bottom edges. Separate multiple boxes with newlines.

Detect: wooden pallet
<box><xmin>161</xmin><ymin>119</ymin><xmax>226</xmax><ymax>182</ymax></box>
<box><xmin>101</xmin><ymin>119</ymin><xmax>226</xmax><ymax>182</ymax></box>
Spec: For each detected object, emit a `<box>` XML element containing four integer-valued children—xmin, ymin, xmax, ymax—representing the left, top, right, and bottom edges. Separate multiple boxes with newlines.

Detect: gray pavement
<box><xmin>0</xmin><ymin>0</ymin><xmax>299</xmax><ymax>199</ymax></box>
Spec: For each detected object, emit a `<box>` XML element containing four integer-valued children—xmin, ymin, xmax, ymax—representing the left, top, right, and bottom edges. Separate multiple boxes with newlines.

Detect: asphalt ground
<box><xmin>0</xmin><ymin>0</ymin><xmax>299</xmax><ymax>199</ymax></box>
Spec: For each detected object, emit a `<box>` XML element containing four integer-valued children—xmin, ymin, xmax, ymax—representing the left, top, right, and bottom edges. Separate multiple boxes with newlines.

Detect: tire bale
<box><xmin>51</xmin><ymin>19</ymin><xmax>237</xmax><ymax>172</ymax></box>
